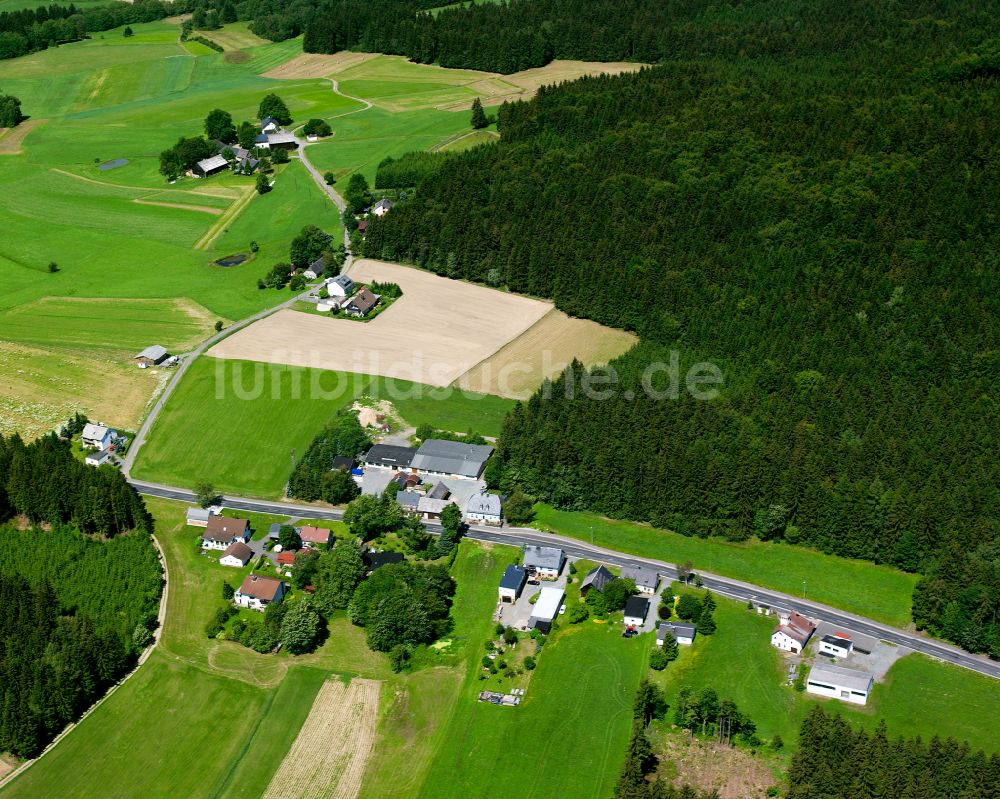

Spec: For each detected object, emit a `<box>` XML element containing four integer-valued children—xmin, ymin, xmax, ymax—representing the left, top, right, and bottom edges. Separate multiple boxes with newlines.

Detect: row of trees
<box><xmin>0</xmin><ymin>433</ymin><xmax>152</xmax><ymax>536</ymax></box>
<box><xmin>300</xmin><ymin>0</ymin><xmax>684</xmax><ymax>74</ymax></box>
<box><xmin>788</xmin><ymin>708</ymin><xmax>1000</xmax><ymax>799</ymax></box>
<box><xmin>365</xmin><ymin>0</ymin><xmax>1000</xmax><ymax>654</ymax></box>
<box><xmin>287</xmin><ymin>413</ymin><xmax>369</xmax><ymax>503</ymax></box>
<box><xmin>0</xmin><ymin>0</ymin><xmax>176</xmax><ymax>60</ymax></box>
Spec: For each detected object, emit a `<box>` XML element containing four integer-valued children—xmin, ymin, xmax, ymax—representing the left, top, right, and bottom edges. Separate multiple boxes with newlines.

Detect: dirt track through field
<box><xmin>261</xmin><ymin>678</ymin><xmax>380</xmax><ymax>799</ymax></box>
<box><xmin>0</xmin><ymin>119</ymin><xmax>45</xmax><ymax>155</ymax></box>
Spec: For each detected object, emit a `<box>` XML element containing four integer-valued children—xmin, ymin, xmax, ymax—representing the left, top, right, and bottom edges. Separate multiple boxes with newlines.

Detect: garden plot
<box><xmin>207</xmin><ymin>259</ymin><xmax>552</xmax><ymax>387</ymax></box>
<box><xmin>262</xmin><ymin>678</ymin><xmax>380</xmax><ymax>799</ymax></box>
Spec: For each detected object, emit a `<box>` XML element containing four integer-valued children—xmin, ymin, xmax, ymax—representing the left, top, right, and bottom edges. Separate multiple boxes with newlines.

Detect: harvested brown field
<box><xmin>456</xmin><ymin>309</ymin><xmax>637</xmax><ymax>398</ymax></box>
<box><xmin>654</xmin><ymin>733</ymin><xmax>779</xmax><ymax>799</ymax></box>
<box><xmin>0</xmin><ymin>119</ymin><xmax>45</xmax><ymax>155</ymax></box>
<box><xmin>0</xmin><ymin>341</ymin><xmax>163</xmax><ymax>440</ymax></box>
<box><xmin>261</xmin><ymin>678</ymin><xmax>380</xmax><ymax>799</ymax></box>
<box><xmin>263</xmin><ymin>52</ymin><xmax>380</xmax><ymax>80</ymax></box>
<box><xmin>208</xmin><ymin>259</ymin><xmax>552</xmax><ymax>387</ymax></box>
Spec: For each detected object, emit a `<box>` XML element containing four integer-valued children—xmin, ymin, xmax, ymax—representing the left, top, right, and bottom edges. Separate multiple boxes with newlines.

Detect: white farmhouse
<box><xmin>326</xmin><ymin>274</ymin><xmax>356</xmax><ymax>297</ymax></box>
<box><xmin>371</xmin><ymin>198</ymin><xmax>395</xmax><ymax>217</ymax></box>
<box><xmin>620</xmin><ymin>565</ymin><xmax>659</xmax><ymax>594</ymax></box>
<box><xmin>522</xmin><ymin>545</ymin><xmax>565</xmax><ymax>579</ymax></box>
<box><xmin>806</xmin><ymin>662</ymin><xmax>874</xmax><ymax>705</ymax></box>
<box><xmin>771</xmin><ymin>611</ymin><xmax>817</xmax><ymax>654</ymax></box>
<box><xmin>466</xmin><ymin>492</ymin><xmax>502</xmax><ymax>525</ymax></box>
<box><xmin>201</xmin><ymin>516</ymin><xmax>251</xmax><ymax>551</ymax></box>
<box><xmin>623</xmin><ymin>596</ymin><xmax>650</xmax><ymax>628</ymax></box>
<box><xmin>234</xmin><ymin>574</ymin><xmax>286</xmax><ymax>611</ymax></box>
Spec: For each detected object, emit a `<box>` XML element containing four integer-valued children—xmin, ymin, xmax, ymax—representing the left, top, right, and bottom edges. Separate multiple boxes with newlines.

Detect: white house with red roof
<box><xmin>770</xmin><ymin>611</ymin><xmax>817</xmax><ymax>653</ymax></box>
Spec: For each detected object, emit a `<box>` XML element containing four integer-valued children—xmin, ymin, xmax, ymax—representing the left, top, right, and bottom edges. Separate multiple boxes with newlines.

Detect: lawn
<box><xmin>367</xmin><ymin>376</ymin><xmax>515</xmax><ymax>437</ymax></box>
<box><xmin>651</xmin><ymin>586</ymin><xmax>1000</xmax><ymax>753</ymax></box>
<box><xmin>533</xmin><ymin>505</ymin><xmax>919</xmax><ymax>628</ymax></box>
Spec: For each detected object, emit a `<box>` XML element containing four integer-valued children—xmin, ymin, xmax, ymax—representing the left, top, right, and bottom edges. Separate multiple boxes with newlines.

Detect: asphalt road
<box><xmin>129</xmin><ymin>478</ymin><xmax>1000</xmax><ymax>682</ymax></box>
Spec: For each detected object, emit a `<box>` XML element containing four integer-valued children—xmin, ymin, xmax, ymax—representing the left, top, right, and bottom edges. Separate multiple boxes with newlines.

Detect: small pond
<box><xmin>97</xmin><ymin>158</ymin><xmax>129</xmax><ymax>171</ymax></box>
<box><xmin>215</xmin><ymin>253</ymin><xmax>250</xmax><ymax>267</ymax></box>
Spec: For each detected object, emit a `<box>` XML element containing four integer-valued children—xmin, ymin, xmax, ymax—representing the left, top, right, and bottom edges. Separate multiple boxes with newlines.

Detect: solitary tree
<box><xmin>47</xmin><ymin>262</ymin><xmax>59</xmax><ymax>273</ymax></box>
<box><xmin>255</xmin><ymin>172</ymin><xmax>271</xmax><ymax>194</ymax></box>
<box><xmin>470</xmin><ymin>97</ymin><xmax>488</xmax><ymax>129</ymax></box>
<box><xmin>278</xmin><ymin>524</ymin><xmax>301</xmax><ymax>551</ymax></box>
<box><xmin>258</xmin><ymin>93</ymin><xmax>292</xmax><ymax>125</ymax></box>
<box><xmin>123</xmin><ymin>25</ymin><xmax>133</xmax><ymax>37</ymax></box>
<box><xmin>194</xmin><ymin>481</ymin><xmax>216</xmax><ymax>508</ymax></box>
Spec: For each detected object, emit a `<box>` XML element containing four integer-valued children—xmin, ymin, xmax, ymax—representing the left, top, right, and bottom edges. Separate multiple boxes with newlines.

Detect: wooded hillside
<box><xmin>363</xmin><ymin>0</ymin><xmax>1000</xmax><ymax>654</ymax></box>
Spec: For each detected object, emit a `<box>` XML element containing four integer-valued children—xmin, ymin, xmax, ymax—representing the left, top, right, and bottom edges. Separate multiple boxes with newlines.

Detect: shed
<box><xmin>186</xmin><ymin>507</ymin><xmax>212</xmax><ymax>528</ymax></box>
<box><xmin>806</xmin><ymin>662</ymin><xmax>874</xmax><ymax>705</ymax></box>
<box><xmin>498</xmin><ymin>564</ymin><xmax>527</xmax><ymax>603</ymax></box>
<box><xmin>135</xmin><ymin>345</ymin><xmax>169</xmax><ymax>368</ymax></box>
<box><xmin>193</xmin><ymin>155</ymin><xmax>228</xmax><ymax>178</ymax></box>
<box><xmin>529</xmin><ymin>586</ymin><xmax>564</xmax><ymax>633</ymax></box>
<box><xmin>85</xmin><ymin>448</ymin><xmax>112</xmax><ymax>467</ymax></box>
<box><xmin>267</xmin><ymin>131</ymin><xmax>298</xmax><ymax>149</ymax></box>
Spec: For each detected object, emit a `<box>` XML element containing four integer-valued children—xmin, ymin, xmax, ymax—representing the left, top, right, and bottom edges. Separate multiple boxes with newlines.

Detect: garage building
<box><xmin>806</xmin><ymin>662</ymin><xmax>874</xmax><ymax>705</ymax></box>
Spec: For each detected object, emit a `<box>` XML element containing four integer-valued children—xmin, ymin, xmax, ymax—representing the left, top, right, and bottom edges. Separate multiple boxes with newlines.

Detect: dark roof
<box><xmin>500</xmin><ymin>564</ymin><xmax>527</xmax><ymax>591</ymax></box>
<box><xmin>428</xmin><ymin>482</ymin><xmax>451</xmax><ymax>500</ymax></box>
<box><xmin>363</xmin><ymin>550</ymin><xmax>405</xmax><ymax>571</ymax></box>
<box><xmin>331</xmin><ymin>456</ymin><xmax>354</xmax><ymax>471</ymax></box>
<box><xmin>659</xmin><ymin>621</ymin><xmax>696</xmax><ymax>638</ymax></box>
<box><xmin>397</xmin><ymin>491</ymin><xmax>421</xmax><ymax>510</ymax></box>
<box><xmin>624</xmin><ymin>595</ymin><xmax>650</xmax><ymax>618</ymax></box>
<box><xmin>580</xmin><ymin>565</ymin><xmax>614</xmax><ymax>594</ymax></box>
<box><xmin>821</xmin><ymin>634</ymin><xmax>852</xmax><ymax>649</ymax></box>
<box><xmin>268</xmin><ymin>523</ymin><xmax>300</xmax><ymax>539</ymax></box>
<box><xmin>346</xmin><ymin>288</ymin><xmax>380</xmax><ymax>315</ymax></box>
<box><xmin>620</xmin><ymin>565</ymin><xmax>659</xmax><ymax>590</ymax></box>
<box><xmin>357</xmin><ymin>219</ymin><xmax>369</xmax><ymax>232</ymax></box>
<box><xmin>364</xmin><ymin>444</ymin><xmax>416</xmax><ymax>468</ymax></box>
<box><xmin>307</xmin><ymin>256</ymin><xmax>326</xmax><ymax>275</ymax></box>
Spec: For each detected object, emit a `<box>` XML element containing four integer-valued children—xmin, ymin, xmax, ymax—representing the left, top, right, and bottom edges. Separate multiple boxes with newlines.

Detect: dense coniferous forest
<box><xmin>0</xmin><ymin>436</ymin><xmax>161</xmax><ymax>756</ymax></box>
<box><xmin>788</xmin><ymin>708</ymin><xmax>1000</xmax><ymax>799</ymax></box>
<box><xmin>363</xmin><ymin>0</ymin><xmax>1000</xmax><ymax>654</ymax></box>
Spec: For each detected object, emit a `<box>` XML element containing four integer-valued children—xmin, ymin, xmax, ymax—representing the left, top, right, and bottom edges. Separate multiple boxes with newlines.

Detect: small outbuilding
<box><xmin>85</xmin><ymin>448</ymin><xmax>112</xmax><ymax>467</ymax></box>
<box><xmin>522</xmin><ymin>545</ymin><xmax>565</xmax><ymax>579</ymax></box>
<box><xmin>529</xmin><ymin>586</ymin><xmax>564</xmax><ymax>633</ymax></box>
<box><xmin>805</xmin><ymin>662</ymin><xmax>874</xmax><ymax>705</ymax></box>
<box><xmin>135</xmin><ymin>345</ymin><xmax>169</xmax><ymax>368</ymax></box>
<box><xmin>193</xmin><ymin>155</ymin><xmax>229</xmax><ymax>178</ymax></box>
<box><xmin>186</xmin><ymin>507</ymin><xmax>213</xmax><ymax>527</ymax></box>
<box><xmin>219</xmin><ymin>541</ymin><xmax>253</xmax><ymax>568</ymax></box>
<box><xmin>580</xmin><ymin>565</ymin><xmax>614</xmax><ymax>596</ymax></box>
<box><xmin>234</xmin><ymin>574</ymin><xmax>286</xmax><ymax>611</ymax></box>
<box><xmin>623</xmin><ymin>595</ymin><xmax>650</xmax><ymax>628</ymax></box>
<box><xmin>498</xmin><ymin>564</ymin><xmax>527</xmax><ymax>603</ymax></box>
<box><xmin>620</xmin><ymin>565</ymin><xmax>660</xmax><ymax>594</ymax></box>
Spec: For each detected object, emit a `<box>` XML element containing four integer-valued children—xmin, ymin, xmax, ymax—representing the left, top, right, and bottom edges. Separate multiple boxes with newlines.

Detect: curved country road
<box><xmin>129</xmin><ymin>477</ymin><xmax>1000</xmax><ymax>682</ymax></box>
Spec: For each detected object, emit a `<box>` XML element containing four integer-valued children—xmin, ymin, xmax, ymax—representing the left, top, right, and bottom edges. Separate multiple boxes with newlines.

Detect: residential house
<box><xmin>135</xmin><ymin>345</ymin><xmax>169</xmax><ymax>368</ymax></box>
<box><xmin>620</xmin><ymin>565</ymin><xmax>660</xmax><ymax>594</ymax></box>
<box><xmin>579</xmin><ymin>565</ymin><xmax>614</xmax><ymax>596</ymax></box>
<box><xmin>363</xmin><ymin>549</ymin><xmax>405</xmax><ymax>574</ymax></box>
<box><xmin>234</xmin><ymin>154</ymin><xmax>259</xmax><ymax>174</ymax></box>
<box><xmin>371</xmin><ymin>198</ymin><xmax>395</xmax><ymax>217</ymax></box>
<box><xmin>818</xmin><ymin>633</ymin><xmax>854</xmax><ymax>659</ymax></box>
<box><xmin>254</xmin><ymin>133</ymin><xmax>270</xmax><ymax>149</ymax></box>
<box><xmin>466</xmin><ymin>492</ymin><xmax>502</xmax><ymax>525</ymax></box>
<box><xmin>326</xmin><ymin>274</ymin><xmax>355</xmax><ymax>297</ymax></box>
<box><xmin>234</xmin><ymin>574</ymin><xmax>287</xmax><ymax>611</ymax></box>
<box><xmin>81</xmin><ymin>423</ymin><xmax>115</xmax><ymax>450</ymax></box>
<box><xmin>277</xmin><ymin>550</ymin><xmax>297</xmax><ymax>568</ymax></box>
<box><xmin>523</xmin><ymin>545</ymin><xmax>565</xmax><ymax>579</ymax></box>
<box><xmin>202</xmin><ymin>516</ymin><xmax>251</xmax><ymax>551</ymax></box>
<box><xmin>193</xmin><ymin>155</ymin><xmax>229</xmax><ymax>178</ymax></box>
<box><xmin>771</xmin><ymin>611</ymin><xmax>818</xmax><ymax>654</ymax></box>
<box><xmin>186</xmin><ymin>507</ymin><xmax>213</xmax><ymax>527</ymax></box>
<box><xmin>623</xmin><ymin>596</ymin><xmax>650</xmax><ymax>628</ymax></box>
<box><xmin>364</xmin><ymin>444</ymin><xmax>417</xmax><ymax>471</ymax></box>
<box><xmin>219</xmin><ymin>541</ymin><xmax>253</xmax><ymax>568</ymax></box>
<box><xmin>344</xmin><ymin>288</ymin><xmax>381</xmax><ymax>318</ymax></box>
<box><xmin>411</xmin><ymin>439</ymin><xmax>495</xmax><ymax>479</ymax></box>
<box><xmin>805</xmin><ymin>662</ymin><xmax>874</xmax><ymax>705</ymax></box>
<box><xmin>498</xmin><ymin>564</ymin><xmax>527</xmax><ymax>603</ymax></box>
<box><xmin>85</xmin><ymin>448</ymin><xmax>112</xmax><ymax>467</ymax></box>
<box><xmin>657</xmin><ymin>621</ymin><xmax>696</xmax><ymax>646</ymax></box>
<box><xmin>304</xmin><ymin>256</ymin><xmax>326</xmax><ymax>280</ymax></box>
<box><xmin>299</xmin><ymin>526</ymin><xmax>332</xmax><ymax>548</ymax></box>
<box><xmin>260</xmin><ymin>117</ymin><xmax>281</xmax><ymax>133</ymax></box>
<box><xmin>416</xmin><ymin>496</ymin><xmax>454</xmax><ymax>520</ymax></box>
<box><xmin>528</xmin><ymin>586</ymin><xmax>564</xmax><ymax>633</ymax></box>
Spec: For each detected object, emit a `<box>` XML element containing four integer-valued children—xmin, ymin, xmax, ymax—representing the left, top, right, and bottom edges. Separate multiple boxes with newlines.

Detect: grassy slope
<box><xmin>367</xmin><ymin>376</ymin><xmax>515</xmax><ymax>437</ymax></box>
<box><xmin>534</xmin><ymin>505</ymin><xmax>919</xmax><ymax>627</ymax></box>
<box><xmin>651</xmin><ymin>586</ymin><xmax>1000</xmax><ymax>752</ymax></box>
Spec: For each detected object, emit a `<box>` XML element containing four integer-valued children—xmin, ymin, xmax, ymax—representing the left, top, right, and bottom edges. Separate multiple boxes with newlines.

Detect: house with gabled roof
<box><xmin>326</xmin><ymin>273</ymin><xmax>355</xmax><ymax>297</ymax></box>
<box><xmin>202</xmin><ymin>516</ymin><xmax>251</xmax><ymax>551</ymax></box>
<box><xmin>466</xmin><ymin>492</ymin><xmax>502</xmax><ymax>525</ymax></box>
<box><xmin>498</xmin><ymin>564</ymin><xmax>527</xmax><ymax>603</ymax></box>
<box><xmin>523</xmin><ymin>545</ymin><xmax>565</xmax><ymax>579</ymax></box>
<box><xmin>194</xmin><ymin>155</ymin><xmax>228</xmax><ymax>178</ymax></box>
<box><xmin>135</xmin><ymin>345</ymin><xmax>169</xmax><ymax>368</ymax></box>
<box><xmin>411</xmin><ymin>439</ymin><xmax>494</xmax><ymax>479</ymax></box>
<box><xmin>81</xmin><ymin>422</ymin><xmax>115</xmax><ymax>450</ymax></box>
<box><xmin>658</xmin><ymin>621</ymin><xmax>696</xmax><ymax>646</ymax></box>
<box><xmin>304</xmin><ymin>256</ymin><xmax>326</xmax><ymax>280</ymax></box>
<box><xmin>371</xmin><ymin>198</ymin><xmax>395</xmax><ymax>217</ymax></box>
<box><xmin>220</xmin><ymin>541</ymin><xmax>253</xmax><ymax>568</ymax></box>
<box><xmin>623</xmin><ymin>595</ymin><xmax>650</xmax><ymax>628</ymax></box>
<box><xmin>344</xmin><ymin>288</ymin><xmax>380</xmax><ymax>318</ymax></box>
<box><xmin>771</xmin><ymin>611</ymin><xmax>817</xmax><ymax>653</ymax></box>
<box><xmin>580</xmin><ymin>565</ymin><xmax>614</xmax><ymax>596</ymax></box>
<box><xmin>620</xmin><ymin>565</ymin><xmax>660</xmax><ymax>594</ymax></box>
<box><xmin>234</xmin><ymin>574</ymin><xmax>286</xmax><ymax>611</ymax></box>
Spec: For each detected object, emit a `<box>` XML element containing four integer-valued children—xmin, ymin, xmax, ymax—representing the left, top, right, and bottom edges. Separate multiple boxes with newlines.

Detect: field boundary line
<box><xmin>133</xmin><ymin>198</ymin><xmax>223</xmax><ymax>215</ymax></box>
<box><xmin>51</xmin><ymin>167</ymin><xmax>243</xmax><ymax>199</ymax></box>
<box><xmin>0</xmin><ymin>534</ymin><xmax>169</xmax><ymax>792</ymax></box>
<box><xmin>431</xmin><ymin>129</ymin><xmax>500</xmax><ymax>152</ymax></box>
<box><xmin>194</xmin><ymin>185</ymin><xmax>256</xmax><ymax>250</ymax></box>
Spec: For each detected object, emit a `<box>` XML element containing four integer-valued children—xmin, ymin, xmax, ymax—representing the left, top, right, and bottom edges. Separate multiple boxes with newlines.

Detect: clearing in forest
<box><xmin>456</xmin><ymin>309</ymin><xmax>638</xmax><ymax>399</ymax></box>
<box><xmin>261</xmin><ymin>678</ymin><xmax>380</xmax><ymax>799</ymax></box>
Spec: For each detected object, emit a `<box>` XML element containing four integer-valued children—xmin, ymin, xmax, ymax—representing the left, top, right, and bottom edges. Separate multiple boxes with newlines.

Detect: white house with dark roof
<box><xmin>620</xmin><ymin>565</ymin><xmax>660</xmax><ymax>594</ymax></box>
<box><xmin>202</xmin><ymin>516</ymin><xmax>251</xmax><ymax>551</ymax></box>
<box><xmin>371</xmin><ymin>198</ymin><xmax>395</xmax><ymax>217</ymax></box>
<box><xmin>411</xmin><ymin>439</ymin><xmax>494</xmax><ymax>479</ymax></box>
<box><xmin>623</xmin><ymin>595</ymin><xmax>650</xmax><ymax>628</ymax></box>
<box><xmin>498</xmin><ymin>564</ymin><xmax>527</xmax><ymax>603</ymax></box>
<box><xmin>81</xmin><ymin>423</ymin><xmax>115</xmax><ymax>450</ymax></box>
<box><xmin>326</xmin><ymin>273</ymin><xmax>355</xmax><ymax>297</ymax></box>
<box><xmin>658</xmin><ymin>621</ymin><xmax>696</xmax><ymax>646</ymax></box>
<box><xmin>806</xmin><ymin>662</ymin><xmax>874</xmax><ymax>705</ymax></box>
<box><xmin>818</xmin><ymin>633</ymin><xmax>854</xmax><ymax>658</ymax></box>
<box><xmin>304</xmin><ymin>256</ymin><xmax>326</xmax><ymax>280</ymax></box>
<box><xmin>85</xmin><ymin>448</ymin><xmax>112</xmax><ymax>467</ymax></box>
<box><xmin>522</xmin><ymin>545</ymin><xmax>565</xmax><ymax>579</ymax></box>
<box><xmin>466</xmin><ymin>492</ymin><xmax>502</xmax><ymax>525</ymax></box>
<box><xmin>260</xmin><ymin>117</ymin><xmax>281</xmax><ymax>133</ymax></box>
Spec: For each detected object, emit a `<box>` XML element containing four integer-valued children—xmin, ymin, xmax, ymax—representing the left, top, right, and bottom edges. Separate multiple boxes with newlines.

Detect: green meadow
<box><xmin>533</xmin><ymin>504</ymin><xmax>919</xmax><ymax>627</ymax></box>
<box><xmin>132</xmin><ymin>357</ymin><xmax>515</xmax><ymax>497</ymax></box>
<box><xmin>652</xmin><ymin>586</ymin><xmax>1000</xmax><ymax>752</ymax></box>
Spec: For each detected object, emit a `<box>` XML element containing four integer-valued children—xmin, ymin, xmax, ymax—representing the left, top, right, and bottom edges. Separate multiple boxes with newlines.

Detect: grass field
<box><xmin>133</xmin><ymin>356</ymin><xmax>515</xmax><ymax>497</ymax></box>
<box><xmin>652</xmin><ymin>587</ymin><xmax>1000</xmax><ymax>753</ymax></box>
<box><xmin>533</xmin><ymin>505</ymin><xmax>919</xmax><ymax>627</ymax></box>
<box><xmin>434</xmin><ymin>128</ymin><xmax>499</xmax><ymax>152</ymax></box>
